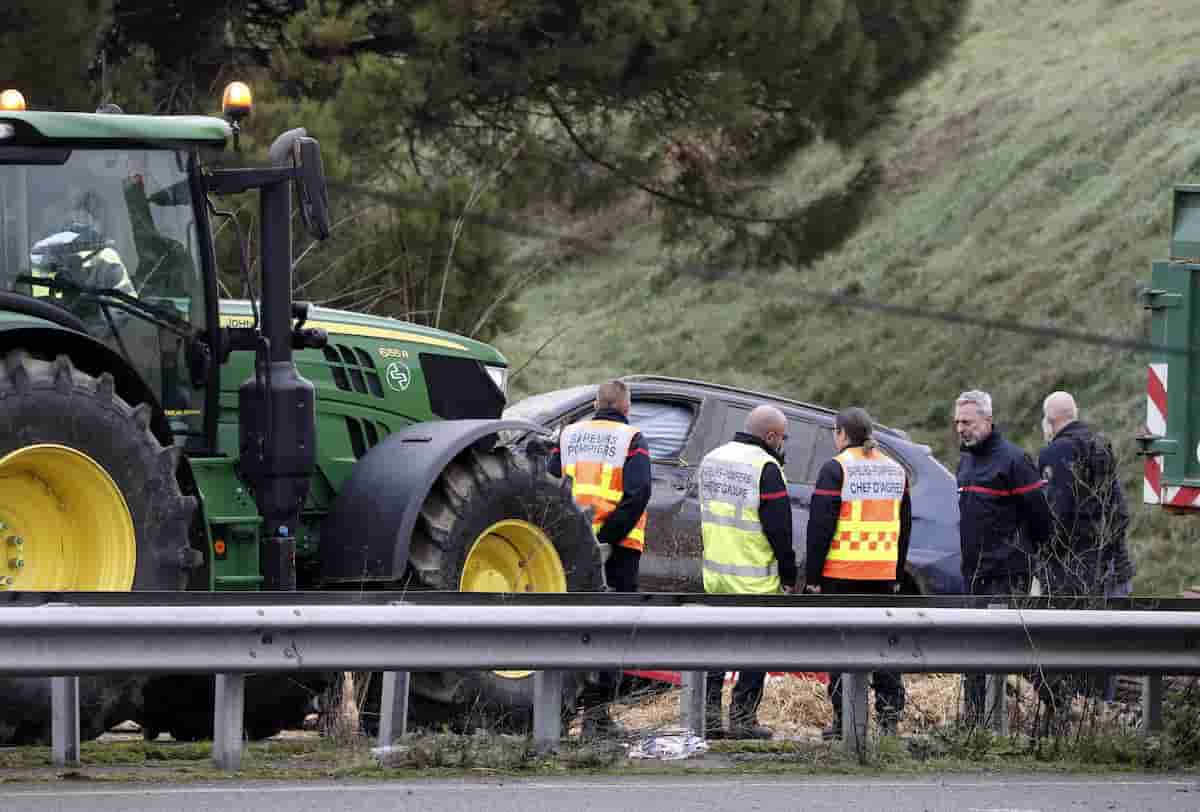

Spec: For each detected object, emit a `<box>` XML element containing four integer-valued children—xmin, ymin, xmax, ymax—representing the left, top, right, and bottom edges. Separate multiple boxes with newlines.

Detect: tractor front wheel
<box><xmin>0</xmin><ymin>349</ymin><xmax>197</xmax><ymax>744</ymax></box>
<box><xmin>406</xmin><ymin>445</ymin><xmax>603</xmax><ymax>730</ymax></box>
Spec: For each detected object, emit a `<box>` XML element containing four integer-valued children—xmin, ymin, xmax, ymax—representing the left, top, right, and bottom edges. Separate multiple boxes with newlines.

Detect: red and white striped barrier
<box><xmin>1147</xmin><ymin>361</ymin><xmax>1200</xmax><ymax>509</ymax></box>
<box><xmin>1146</xmin><ymin>363</ymin><xmax>1166</xmax><ymax>504</ymax></box>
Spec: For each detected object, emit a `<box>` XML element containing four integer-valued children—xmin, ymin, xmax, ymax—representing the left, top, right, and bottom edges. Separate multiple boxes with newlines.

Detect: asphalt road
<box><xmin>6</xmin><ymin>775</ymin><xmax>1199</xmax><ymax>812</ymax></box>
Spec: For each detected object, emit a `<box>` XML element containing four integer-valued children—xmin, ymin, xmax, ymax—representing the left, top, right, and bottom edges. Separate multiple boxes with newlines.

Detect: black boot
<box><xmin>822</xmin><ymin>708</ymin><xmax>843</xmax><ymax>741</ymax></box>
<box><xmin>580</xmin><ymin>705</ymin><xmax>628</xmax><ymax>739</ymax></box>
<box><xmin>729</xmin><ymin>709</ymin><xmax>773</xmax><ymax>740</ymax></box>
<box><xmin>704</xmin><ymin>704</ymin><xmax>726</xmax><ymax>740</ymax></box>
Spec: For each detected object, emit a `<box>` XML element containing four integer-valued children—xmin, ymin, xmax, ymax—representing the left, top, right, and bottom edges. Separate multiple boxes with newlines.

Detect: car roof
<box><xmin>619</xmin><ymin>375</ymin><xmax>908</xmax><ymax>439</ymax></box>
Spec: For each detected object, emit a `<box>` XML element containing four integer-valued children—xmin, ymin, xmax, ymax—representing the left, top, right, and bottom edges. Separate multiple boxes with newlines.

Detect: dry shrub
<box><xmin>321</xmin><ymin>671</ymin><xmax>365</xmax><ymax>745</ymax></box>
<box><xmin>605</xmin><ymin>673</ymin><xmax>963</xmax><ymax>738</ymax></box>
<box><xmin>603</xmin><ymin>672</ymin><xmax>1143</xmax><ymax>741</ymax></box>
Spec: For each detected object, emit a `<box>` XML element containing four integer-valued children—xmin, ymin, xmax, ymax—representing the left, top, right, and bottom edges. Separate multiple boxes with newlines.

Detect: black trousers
<box><xmin>579</xmin><ymin>546</ymin><xmax>641</xmax><ymax>711</ymax></box>
<box><xmin>705</xmin><ymin>668</ymin><xmax>766</xmax><ymax>726</ymax></box>
<box><xmin>823</xmin><ymin>578</ymin><xmax>906</xmax><ymax>723</ymax></box>
<box><xmin>963</xmin><ymin>570</ymin><xmax>1030</xmax><ymax>724</ymax></box>
<box><xmin>604</xmin><ymin>545</ymin><xmax>641</xmax><ymax>593</ymax></box>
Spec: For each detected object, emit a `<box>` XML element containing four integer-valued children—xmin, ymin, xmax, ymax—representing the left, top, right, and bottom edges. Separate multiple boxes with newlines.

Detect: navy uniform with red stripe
<box><xmin>956</xmin><ymin>429</ymin><xmax>1051</xmax><ymax>591</ymax></box>
<box><xmin>956</xmin><ymin>427</ymin><xmax>1051</xmax><ymax>725</ymax></box>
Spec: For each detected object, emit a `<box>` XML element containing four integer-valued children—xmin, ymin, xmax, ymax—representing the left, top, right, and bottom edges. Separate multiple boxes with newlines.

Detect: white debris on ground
<box><xmin>626</xmin><ymin>730</ymin><xmax>709</xmax><ymax>760</ymax></box>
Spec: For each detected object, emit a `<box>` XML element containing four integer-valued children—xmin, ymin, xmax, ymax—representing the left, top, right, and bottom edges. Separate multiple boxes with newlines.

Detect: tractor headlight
<box><xmin>485</xmin><ymin>364</ymin><xmax>508</xmax><ymax>397</ymax></box>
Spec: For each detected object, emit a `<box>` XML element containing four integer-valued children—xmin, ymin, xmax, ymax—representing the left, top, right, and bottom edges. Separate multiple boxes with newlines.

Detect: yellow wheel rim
<box><xmin>460</xmin><ymin>519</ymin><xmax>566</xmax><ymax>678</ymax></box>
<box><xmin>0</xmin><ymin>444</ymin><xmax>136</xmax><ymax>591</ymax></box>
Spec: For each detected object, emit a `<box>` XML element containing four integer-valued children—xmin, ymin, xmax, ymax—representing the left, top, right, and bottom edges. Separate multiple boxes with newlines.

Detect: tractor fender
<box><xmin>319</xmin><ymin>418</ymin><xmax>550</xmax><ymax>583</ymax></box>
<box><xmin>0</xmin><ymin>323</ymin><xmax>171</xmax><ymax>445</ymax></box>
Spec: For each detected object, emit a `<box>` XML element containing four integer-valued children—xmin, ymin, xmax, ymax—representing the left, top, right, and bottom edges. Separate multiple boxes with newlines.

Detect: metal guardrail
<box><xmin>1</xmin><ymin>600</ymin><xmax>1195</xmax><ymax>769</ymax></box>
<box><xmin>3</xmin><ymin>603</ymin><xmax>1199</xmax><ymax>674</ymax></box>
<box><xmin>5</xmin><ymin>590</ymin><xmax>1200</xmax><ymax>609</ymax></box>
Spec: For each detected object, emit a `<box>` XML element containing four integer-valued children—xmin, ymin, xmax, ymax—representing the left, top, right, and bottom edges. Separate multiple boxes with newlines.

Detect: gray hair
<box><xmin>956</xmin><ymin>390</ymin><xmax>993</xmax><ymax>417</ymax></box>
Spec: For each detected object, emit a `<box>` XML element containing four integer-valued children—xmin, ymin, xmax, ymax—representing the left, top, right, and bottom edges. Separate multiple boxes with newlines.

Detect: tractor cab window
<box><xmin>0</xmin><ymin>148</ymin><xmax>206</xmax><ymax>442</ymax></box>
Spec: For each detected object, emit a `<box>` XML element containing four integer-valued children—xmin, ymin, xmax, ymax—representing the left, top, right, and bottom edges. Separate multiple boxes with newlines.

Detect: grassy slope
<box><xmin>494</xmin><ymin>0</ymin><xmax>1200</xmax><ymax>593</ymax></box>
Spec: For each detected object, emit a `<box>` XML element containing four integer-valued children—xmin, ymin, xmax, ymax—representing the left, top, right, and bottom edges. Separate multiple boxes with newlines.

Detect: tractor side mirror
<box><xmin>293</xmin><ymin>136</ymin><xmax>330</xmax><ymax>241</ymax></box>
<box><xmin>267</xmin><ymin>128</ymin><xmax>331</xmax><ymax>241</ymax></box>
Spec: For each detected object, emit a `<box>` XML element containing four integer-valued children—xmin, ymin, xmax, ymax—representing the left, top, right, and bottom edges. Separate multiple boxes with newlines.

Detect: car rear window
<box><xmin>782</xmin><ymin>418</ymin><xmax>820</xmax><ymax>483</ymax></box>
<box><xmin>808</xmin><ymin>425</ymin><xmax>837</xmax><ymax>481</ymax></box>
<box><xmin>806</xmin><ymin>430</ymin><xmax>918</xmax><ymax>487</ymax></box>
<box><xmin>717</xmin><ymin>404</ymin><xmax>821</xmax><ymax>483</ymax></box>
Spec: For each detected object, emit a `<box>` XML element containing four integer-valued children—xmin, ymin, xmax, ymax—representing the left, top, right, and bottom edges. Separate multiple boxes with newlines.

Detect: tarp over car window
<box><xmin>629</xmin><ymin>400</ymin><xmax>695</xmax><ymax>460</ymax></box>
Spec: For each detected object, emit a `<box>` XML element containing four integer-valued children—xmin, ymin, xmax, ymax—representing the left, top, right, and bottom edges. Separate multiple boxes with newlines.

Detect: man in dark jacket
<box><xmin>1038</xmin><ymin>391</ymin><xmax>1134</xmax><ymax>596</ymax></box>
<box><xmin>699</xmin><ymin>404</ymin><xmax>798</xmax><ymax>739</ymax></box>
<box><xmin>1037</xmin><ymin>391</ymin><xmax>1134</xmax><ymax>711</ymax></box>
<box><xmin>954</xmin><ymin>389</ymin><xmax>1051</xmax><ymax>724</ymax></box>
<box><xmin>548</xmin><ymin>379</ymin><xmax>652</xmax><ymax>736</ymax></box>
<box><xmin>805</xmin><ymin>407</ymin><xmax>911</xmax><ymax>738</ymax></box>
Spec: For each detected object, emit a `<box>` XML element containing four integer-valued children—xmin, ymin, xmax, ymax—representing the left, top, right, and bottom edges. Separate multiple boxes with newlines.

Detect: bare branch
<box><xmin>434</xmin><ymin>140</ymin><xmax>524</xmax><ymax>329</ymax></box>
<box><xmin>469</xmin><ymin>255</ymin><xmax>556</xmax><ymax>338</ymax></box>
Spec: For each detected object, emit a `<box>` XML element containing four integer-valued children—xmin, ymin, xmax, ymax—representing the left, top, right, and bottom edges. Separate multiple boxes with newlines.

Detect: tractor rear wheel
<box><xmin>406</xmin><ymin>445</ymin><xmax>603</xmax><ymax>731</ymax></box>
<box><xmin>0</xmin><ymin>349</ymin><xmax>197</xmax><ymax>744</ymax></box>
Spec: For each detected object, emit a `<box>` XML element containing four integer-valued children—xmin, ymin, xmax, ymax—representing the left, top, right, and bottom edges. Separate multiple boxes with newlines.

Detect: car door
<box><xmin>790</xmin><ymin>418</ymin><xmax>836</xmax><ymax>576</ymax></box>
<box><xmin>626</xmin><ymin>395</ymin><xmax>704</xmax><ymax>592</ymax></box>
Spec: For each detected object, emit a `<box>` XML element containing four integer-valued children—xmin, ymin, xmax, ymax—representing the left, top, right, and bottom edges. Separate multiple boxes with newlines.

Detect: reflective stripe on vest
<box><xmin>698</xmin><ymin>441</ymin><xmax>783</xmax><ymax>594</ymax></box>
<box><xmin>822</xmin><ymin>446</ymin><xmax>905</xmax><ymax>581</ymax></box>
<box><xmin>560</xmin><ymin>418</ymin><xmax>647</xmax><ymax>552</ymax></box>
<box><xmin>701</xmin><ymin>559</ymin><xmax>779</xmax><ymax>578</ymax></box>
<box><xmin>31</xmin><ymin>247</ymin><xmax>134</xmax><ymax>299</ymax></box>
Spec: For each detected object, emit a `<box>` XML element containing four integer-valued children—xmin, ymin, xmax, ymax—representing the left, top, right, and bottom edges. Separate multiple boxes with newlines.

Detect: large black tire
<box><xmin>139</xmin><ymin>674</ymin><xmax>319</xmax><ymax>742</ymax></box>
<box><xmin>0</xmin><ymin>349</ymin><xmax>198</xmax><ymax>744</ymax></box>
<box><xmin>405</xmin><ymin>445</ymin><xmax>603</xmax><ymax>731</ymax></box>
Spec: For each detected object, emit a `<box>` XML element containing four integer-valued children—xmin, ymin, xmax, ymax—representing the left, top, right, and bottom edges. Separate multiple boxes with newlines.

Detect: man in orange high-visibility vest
<box><xmin>805</xmin><ymin>407</ymin><xmax>911</xmax><ymax>739</ymax></box>
<box><xmin>550</xmin><ymin>379</ymin><xmax>651</xmax><ymax>737</ymax></box>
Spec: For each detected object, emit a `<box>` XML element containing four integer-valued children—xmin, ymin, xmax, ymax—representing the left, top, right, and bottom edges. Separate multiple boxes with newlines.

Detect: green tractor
<box><xmin>0</xmin><ymin>87</ymin><xmax>601</xmax><ymax>742</ymax></box>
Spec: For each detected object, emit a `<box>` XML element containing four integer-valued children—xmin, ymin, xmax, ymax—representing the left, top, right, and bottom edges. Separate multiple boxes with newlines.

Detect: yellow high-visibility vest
<box><xmin>560</xmin><ymin>419</ymin><xmax>647</xmax><ymax>552</ymax></box>
<box><xmin>31</xmin><ymin>247</ymin><xmax>135</xmax><ymax>299</ymax></box>
<box><xmin>699</xmin><ymin>441</ymin><xmax>783</xmax><ymax>595</ymax></box>
<box><xmin>821</xmin><ymin>446</ymin><xmax>905</xmax><ymax>581</ymax></box>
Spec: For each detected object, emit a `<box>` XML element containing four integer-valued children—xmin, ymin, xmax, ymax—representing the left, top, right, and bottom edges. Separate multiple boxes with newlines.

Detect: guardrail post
<box><xmin>985</xmin><ymin>602</ymin><xmax>1009</xmax><ymax>735</ymax></box>
<box><xmin>533</xmin><ymin>670</ymin><xmax>563</xmax><ymax>753</ymax></box>
<box><xmin>213</xmin><ymin>673</ymin><xmax>245</xmax><ymax>771</ymax></box>
<box><xmin>840</xmin><ymin>671</ymin><xmax>869</xmax><ymax>758</ymax></box>
<box><xmin>1141</xmin><ymin>674</ymin><xmax>1164</xmax><ymax>736</ymax></box>
<box><xmin>378</xmin><ymin>671</ymin><xmax>410</xmax><ymax>746</ymax></box>
<box><xmin>984</xmin><ymin>673</ymin><xmax>1009</xmax><ymax>735</ymax></box>
<box><xmin>680</xmin><ymin>670</ymin><xmax>706</xmax><ymax>736</ymax></box>
<box><xmin>50</xmin><ymin>676</ymin><xmax>80</xmax><ymax>767</ymax></box>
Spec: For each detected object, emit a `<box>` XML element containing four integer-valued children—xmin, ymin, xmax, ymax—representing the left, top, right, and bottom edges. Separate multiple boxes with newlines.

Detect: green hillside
<box><xmin>493</xmin><ymin>0</ymin><xmax>1200</xmax><ymax>593</ymax></box>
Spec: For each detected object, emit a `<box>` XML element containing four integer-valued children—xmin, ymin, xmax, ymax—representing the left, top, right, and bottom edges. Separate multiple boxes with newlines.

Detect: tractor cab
<box><xmin>0</xmin><ymin>141</ymin><xmax>208</xmax><ymax>441</ymax></box>
<box><xmin>0</xmin><ymin>90</ymin><xmax>225</xmax><ymax>446</ymax></box>
<box><xmin>0</xmin><ymin>85</ymin><xmax>331</xmax><ymax>592</ymax></box>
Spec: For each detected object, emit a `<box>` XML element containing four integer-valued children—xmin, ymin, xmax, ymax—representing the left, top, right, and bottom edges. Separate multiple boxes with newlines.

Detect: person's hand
<box><xmin>781</xmin><ymin>584</ymin><xmax>795</xmax><ymax>594</ymax></box>
<box><xmin>804</xmin><ymin>584</ymin><xmax>821</xmax><ymax>594</ymax></box>
<box><xmin>892</xmin><ymin>582</ymin><xmax>902</xmax><ymax>594</ymax></box>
